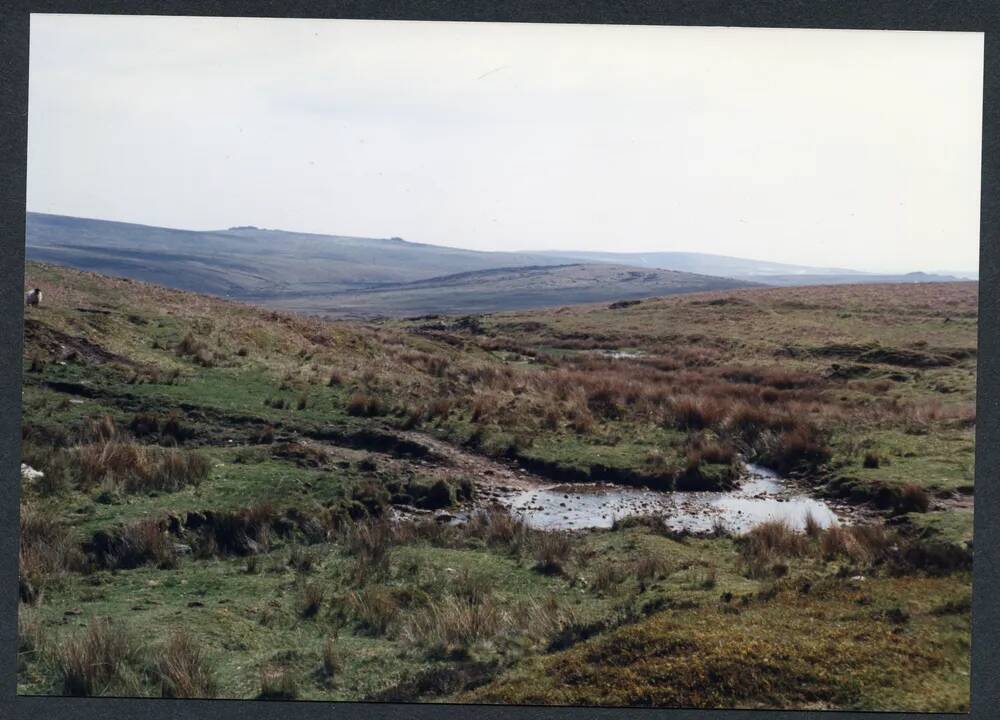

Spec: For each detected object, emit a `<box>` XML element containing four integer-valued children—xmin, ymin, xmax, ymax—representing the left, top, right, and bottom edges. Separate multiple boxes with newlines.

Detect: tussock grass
<box><xmin>451</xmin><ymin>568</ymin><xmax>491</xmax><ymax>605</ymax></box>
<box><xmin>899</xmin><ymin>483</ymin><xmax>931</xmax><ymax>513</ymax></box>
<box><xmin>347</xmin><ymin>392</ymin><xmax>385</xmax><ymax>417</ymax></box>
<box><xmin>84</xmin><ymin>415</ymin><xmax>119</xmax><ymax>443</ymax></box>
<box><xmin>75</xmin><ymin>440</ymin><xmax>210</xmax><ymax>494</ymax></box>
<box><xmin>258</xmin><ymin>664</ymin><xmax>298</xmax><ymax>700</ymax></box>
<box><xmin>591</xmin><ymin>563</ymin><xmax>628</xmax><ymax>593</ymax></box>
<box><xmin>321</xmin><ymin>636</ymin><xmax>341</xmax><ymax>679</ymax></box>
<box><xmin>739</xmin><ymin>521</ymin><xmax>810</xmax><ymax>579</ymax></box>
<box><xmin>94</xmin><ymin>518</ymin><xmax>177</xmax><ymax>570</ymax></box>
<box><xmin>465</xmin><ymin>508</ymin><xmax>531</xmax><ymax>551</ymax></box>
<box><xmin>158</xmin><ymin>630</ymin><xmax>217</xmax><ymax>698</ymax></box>
<box><xmin>19</xmin><ymin>504</ymin><xmax>84</xmax><ymax>603</ymax></box>
<box><xmin>176</xmin><ymin>332</ymin><xmax>220</xmax><ymax>367</ymax></box>
<box><xmin>634</xmin><ymin>554</ymin><xmax>671</xmax><ymax>581</ymax></box>
<box><xmin>401</xmin><ymin>590</ymin><xmax>582</xmax><ymax>661</ymax></box>
<box><xmin>56</xmin><ymin>618</ymin><xmax>145</xmax><ymax>697</ymax></box>
<box><xmin>757</xmin><ymin>425</ymin><xmax>832</xmax><ymax>474</ymax></box>
<box><xmin>298</xmin><ymin>582</ymin><xmax>324</xmax><ymax>619</ymax></box>
<box><xmin>400</xmin><ymin>594</ymin><xmax>511</xmax><ymax>659</ymax></box>
<box><xmin>189</xmin><ymin>502</ymin><xmax>276</xmax><ymax>558</ymax></box>
<box><xmin>287</xmin><ymin>544</ymin><xmax>317</xmax><ymax>573</ymax></box>
<box><xmin>532</xmin><ymin>532</ymin><xmax>573</xmax><ymax>575</ymax></box>
<box><xmin>741</xmin><ymin>519</ymin><xmax>899</xmax><ymax>578</ymax></box>
<box><xmin>671</xmin><ymin>397</ymin><xmax>725</xmax><ymax>431</ymax></box>
<box><xmin>338</xmin><ymin>516</ymin><xmax>397</xmax><ymax>566</ymax></box>
<box><xmin>345</xmin><ymin>587</ymin><xmax>399</xmax><ymax>636</ymax></box>
<box><xmin>804</xmin><ymin>511</ymin><xmax>822</xmax><ymax>539</ymax></box>
<box><xmin>20</xmin><ymin>446</ymin><xmax>74</xmax><ymax>496</ymax></box>
<box><xmin>522</xmin><ymin>595</ymin><xmax>584</xmax><ymax>645</ymax></box>
<box><xmin>17</xmin><ymin>606</ymin><xmax>44</xmax><ymax>673</ymax></box>
<box><xmin>426</xmin><ymin>397</ymin><xmax>453</xmax><ymax>421</ymax></box>
<box><xmin>685</xmin><ymin>435</ymin><xmax>737</xmax><ymax>466</ymax></box>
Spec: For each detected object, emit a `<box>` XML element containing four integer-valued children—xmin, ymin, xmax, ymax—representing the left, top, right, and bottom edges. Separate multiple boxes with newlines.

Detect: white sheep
<box><xmin>24</xmin><ymin>288</ymin><xmax>42</xmax><ymax>307</ymax></box>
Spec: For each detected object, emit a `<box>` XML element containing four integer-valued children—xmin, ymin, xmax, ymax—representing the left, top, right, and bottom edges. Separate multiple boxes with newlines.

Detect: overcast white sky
<box><xmin>28</xmin><ymin>15</ymin><xmax>983</xmax><ymax>273</ymax></box>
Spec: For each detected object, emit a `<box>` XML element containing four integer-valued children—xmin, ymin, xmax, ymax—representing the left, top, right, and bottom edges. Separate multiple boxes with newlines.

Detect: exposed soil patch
<box><xmin>25</xmin><ymin>318</ymin><xmax>135</xmax><ymax>366</ymax></box>
<box><xmin>364</xmin><ymin>661</ymin><xmax>501</xmax><ymax>702</ymax></box>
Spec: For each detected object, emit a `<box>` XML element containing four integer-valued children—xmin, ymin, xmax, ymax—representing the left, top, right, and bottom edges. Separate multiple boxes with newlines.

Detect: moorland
<box><xmin>17</xmin><ymin>261</ymin><xmax>975</xmax><ymax>710</ymax></box>
<box><xmin>26</xmin><ymin>213</ymin><xmax>969</xmax><ymax>316</ymax></box>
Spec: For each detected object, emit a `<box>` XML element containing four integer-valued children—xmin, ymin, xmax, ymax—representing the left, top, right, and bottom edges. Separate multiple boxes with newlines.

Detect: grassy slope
<box><xmin>17</xmin><ymin>262</ymin><xmax>974</xmax><ymax>709</ymax></box>
<box><xmin>441</xmin><ymin>283</ymin><xmax>977</xmax><ymax>523</ymax></box>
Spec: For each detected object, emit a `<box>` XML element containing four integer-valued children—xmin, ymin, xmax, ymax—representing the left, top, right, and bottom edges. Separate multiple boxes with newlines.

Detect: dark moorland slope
<box><xmin>25</xmin><ymin>212</ymin><xmax>572</xmax><ymax>299</ymax></box>
<box><xmin>282</xmin><ymin>263</ymin><xmax>761</xmax><ymax>317</ymax></box>
<box><xmin>27</xmin><ymin>213</ymin><xmax>968</xmax><ymax>317</ymax></box>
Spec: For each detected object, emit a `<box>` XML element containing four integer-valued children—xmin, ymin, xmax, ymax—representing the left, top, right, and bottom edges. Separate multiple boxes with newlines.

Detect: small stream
<box><xmin>499</xmin><ymin>464</ymin><xmax>841</xmax><ymax>532</ymax></box>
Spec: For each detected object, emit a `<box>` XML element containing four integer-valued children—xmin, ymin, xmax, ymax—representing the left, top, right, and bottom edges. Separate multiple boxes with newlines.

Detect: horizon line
<box><xmin>24</xmin><ymin>208</ymin><xmax>979</xmax><ymax>277</ymax></box>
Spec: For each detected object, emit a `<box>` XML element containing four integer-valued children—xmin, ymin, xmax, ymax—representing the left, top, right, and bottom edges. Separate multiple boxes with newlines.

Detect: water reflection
<box><xmin>502</xmin><ymin>464</ymin><xmax>840</xmax><ymax>532</ymax></box>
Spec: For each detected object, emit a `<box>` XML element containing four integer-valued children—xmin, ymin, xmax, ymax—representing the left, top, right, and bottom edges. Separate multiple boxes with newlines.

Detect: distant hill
<box><xmin>25</xmin><ymin>213</ymin><xmax>756</xmax><ymax>316</ymax></box>
<box><xmin>25</xmin><ymin>212</ymin><xmax>968</xmax><ymax>317</ymax></box>
<box><xmin>525</xmin><ymin>250</ymin><xmax>966</xmax><ymax>286</ymax></box>
<box><xmin>25</xmin><ymin>213</ymin><xmax>571</xmax><ymax>299</ymax></box>
<box><xmin>524</xmin><ymin>249</ymin><xmax>862</xmax><ymax>278</ymax></box>
<box><xmin>753</xmin><ymin>271</ymin><xmax>969</xmax><ymax>287</ymax></box>
<box><xmin>273</xmin><ymin>263</ymin><xmax>762</xmax><ymax>318</ymax></box>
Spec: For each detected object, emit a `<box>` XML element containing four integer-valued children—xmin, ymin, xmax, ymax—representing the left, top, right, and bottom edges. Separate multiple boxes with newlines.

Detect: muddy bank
<box><xmin>35</xmin><ymin>375</ymin><xmax>439</xmax><ymax>460</ymax></box>
<box><xmin>25</xmin><ymin>317</ymin><xmax>137</xmax><ymax>366</ymax></box>
<box><xmin>513</xmin><ymin>454</ymin><xmax>738</xmax><ymax>493</ymax></box>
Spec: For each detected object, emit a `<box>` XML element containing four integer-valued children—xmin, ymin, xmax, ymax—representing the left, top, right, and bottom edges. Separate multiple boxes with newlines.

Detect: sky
<box><xmin>27</xmin><ymin>15</ymin><xmax>984</xmax><ymax>273</ymax></box>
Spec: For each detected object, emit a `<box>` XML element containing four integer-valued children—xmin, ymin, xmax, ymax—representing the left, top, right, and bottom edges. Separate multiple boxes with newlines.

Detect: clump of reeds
<box><xmin>399</xmin><ymin>594</ymin><xmax>511</xmax><ymax>659</ymax></box>
<box><xmin>157</xmin><ymin>630</ymin><xmax>217</xmax><ymax>698</ymax></box>
<box><xmin>99</xmin><ymin>517</ymin><xmax>178</xmax><ymax>570</ymax></box>
<box><xmin>346</xmin><ymin>392</ymin><xmax>385</xmax><ymax>417</ymax></box>
<box><xmin>298</xmin><ymin>582</ymin><xmax>324</xmax><ymax>619</ymax></box>
<box><xmin>258</xmin><ymin>664</ymin><xmax>298</xmax><ymax>700</ymax></box>
<box><xmin>19</xmin><ymin>503</ymin><xmax>86</xmax><ymax>603</ymax></box>
<box><xmin>346</xmin><ymin>587</ymin><xmax>399</xmax><ymax>636</ymax></box>
<box><xmin>74</xmin><ymin>440</ymin><xmax>210</xmax><ymax>494</ymax></box>
<box><xmin>321</xmin><ymin>636</ymin><xmax>340</xmax><ymax>679</ymax></box>
<box><xmin>532</xmin><ymin>532</ymin><xmax>573</xmax><ymax>576</ymax></box>
<box><xmin>738</xmin><ymin>520</ymin><xmax>809</xmax><ymax>578</ymax></box>
<box><xmin>56</xmin><ymin>618</ymin><xmax>145</xmax><ymax>697</ymax></box>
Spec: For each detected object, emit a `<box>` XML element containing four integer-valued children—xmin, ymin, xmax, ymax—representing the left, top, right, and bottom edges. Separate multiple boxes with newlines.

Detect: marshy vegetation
<box><xmin>17</xmin><ymin>262</ymin><xmax>974</xmax><ymax>709</ymax></box>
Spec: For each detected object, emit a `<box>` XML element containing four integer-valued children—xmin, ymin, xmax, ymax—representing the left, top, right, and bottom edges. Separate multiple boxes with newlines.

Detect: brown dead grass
<box><xmin>56</xmin><ymin>617</ymin><xmax>145</xmax><ymax>697</ymax></box>
<box><xmin>158</xmin><ymin>630</ymin><xmax>217</xmax><ymax>698</ymax></box>
<box><xmin>74</xmin><ymin>440</ymin><xmax>210</xmax><ymax>494</ymax></box>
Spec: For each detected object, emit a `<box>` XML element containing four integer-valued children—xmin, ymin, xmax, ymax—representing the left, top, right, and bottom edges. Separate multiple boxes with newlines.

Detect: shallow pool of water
<box><xmin>501</xmin><ymin>464</ymin><xmax>841</xmax><ymax>532</ymax></box>
<box><xmin>593</xmin><ymin>349</ymin><xmax>645</xmax><ymax>359</ymax></box>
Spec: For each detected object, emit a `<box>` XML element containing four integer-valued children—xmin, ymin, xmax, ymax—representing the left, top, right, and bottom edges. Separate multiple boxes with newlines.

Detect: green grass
<box><xmin>829</xmin><ymin>428</ymin><xmax>976</xmax><ymax>494</ymax></box>
<box><xmin>521</xmin><ymin>426</ymin><xmax>687</xmax><ymax>473</ymax></box>
<box><xmin>19</xmin><ymin>524</ymin><xmax>758</xmax><ymax>700</ymax></box>
<box><xmin>905</xmin><ymin>510</ymin><xmax>974</xmax><ymax>550</ymax></box>
<box><xmin>55</xmin><ymin>449</ymin><xmax>353</xmax><ymax>540</ymax></box>
<box><xmin>17</xmin><ymin>262</ymin><xmax>975</xmax><ymax>709</ymax></box>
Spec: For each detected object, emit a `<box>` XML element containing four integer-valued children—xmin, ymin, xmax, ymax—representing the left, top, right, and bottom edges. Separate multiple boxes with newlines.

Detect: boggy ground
<box><xmin>17</xmin><ymin>262</ymin><xmax>974</xmax><ymax>709</ymax></box>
